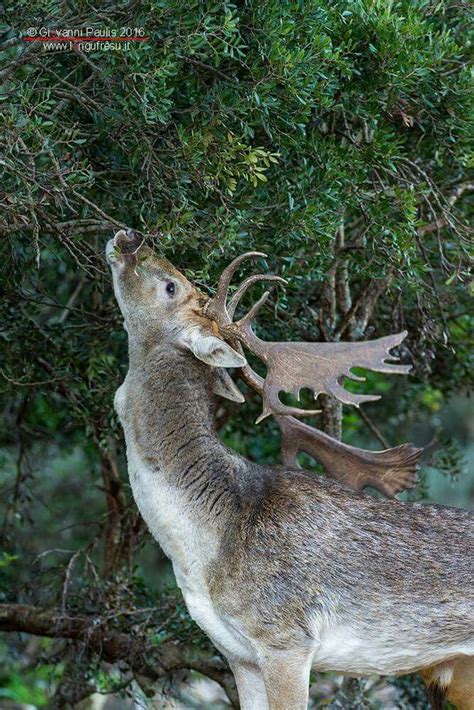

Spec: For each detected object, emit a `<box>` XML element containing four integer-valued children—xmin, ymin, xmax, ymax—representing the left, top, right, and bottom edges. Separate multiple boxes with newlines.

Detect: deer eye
<box><xmin>165</xmin><ymin>281</ymin><xmax>175</xmax><ymax>297</ymax></box>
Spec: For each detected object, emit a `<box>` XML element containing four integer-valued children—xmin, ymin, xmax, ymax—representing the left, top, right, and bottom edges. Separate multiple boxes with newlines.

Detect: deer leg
<box><xmin>259</xmin><ymin>649</ymin><xmax>312</xmax><ymax>710</ymax></box>
<box><xmin>229</xmin><ymin>661</ymin><xmax>269</xmax><ymax>710</ymax></box>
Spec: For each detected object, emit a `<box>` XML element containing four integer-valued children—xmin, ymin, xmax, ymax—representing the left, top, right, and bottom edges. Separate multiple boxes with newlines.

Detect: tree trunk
<box><xmin>330</xmin><ymin>677</ymin><xmax>370</xmax><ymax>708</ymax></box>
<box><xmin>320</xmin><ymin>395</ymin><xmax>342</xmax><ymax>441</ymax></box>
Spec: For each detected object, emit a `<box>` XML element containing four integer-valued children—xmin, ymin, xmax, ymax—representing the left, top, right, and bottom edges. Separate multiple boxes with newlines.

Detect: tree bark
<box><xmin>320</xmin><ymin>395</ymin><xmax>342</xmax><ymax>441</ymax></box>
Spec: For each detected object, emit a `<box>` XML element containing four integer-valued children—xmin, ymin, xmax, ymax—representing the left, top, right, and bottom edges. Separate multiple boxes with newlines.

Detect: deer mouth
<box><xmin>106</xmin><ymin>229</ymin><xmax>144</xmax><ymax>265</ymax></box>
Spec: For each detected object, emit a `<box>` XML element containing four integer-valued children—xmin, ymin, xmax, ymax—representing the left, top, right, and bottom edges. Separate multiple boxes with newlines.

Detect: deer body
<box><xmin>108</xmin><ymin>232</ymin><xmax>474</xmax><ymax>709</ymax></box>
<box><xmin>117</xmin><ymin>344</ymin><xmax>473</xmax><ymax>704</ymax></box>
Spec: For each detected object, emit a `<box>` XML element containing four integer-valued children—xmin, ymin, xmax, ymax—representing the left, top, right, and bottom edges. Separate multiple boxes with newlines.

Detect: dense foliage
<box><xmin>1</xmin><ymin>0</ymin><xmax>472</xmax><ymax>706</ymax></box>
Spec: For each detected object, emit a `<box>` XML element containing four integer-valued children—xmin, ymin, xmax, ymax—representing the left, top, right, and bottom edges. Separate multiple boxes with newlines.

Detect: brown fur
<box><xmin>422</xmin><ymin>658</ymin><xmax>474</xmax><ymax>710</ymax></box>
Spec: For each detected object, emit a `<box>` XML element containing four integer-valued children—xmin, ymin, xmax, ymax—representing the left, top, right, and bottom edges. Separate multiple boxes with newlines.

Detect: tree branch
<box><xmin>416</xmin><ymin>181</ymin><xmax>473</xmax><ymax>236</ymax></box>
<box><xmin>0</xmin><ymin>603</ymin><xmax>239</xmax><ymax>707</ymax></box>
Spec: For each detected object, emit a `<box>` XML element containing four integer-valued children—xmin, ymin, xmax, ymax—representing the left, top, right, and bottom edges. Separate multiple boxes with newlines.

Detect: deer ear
<box><xmin>213</xmin><ymin>368</ymin><xmax>245</xmax><ymax>403</ymax></box>
<box><xmin>181</xmin><ymin>328</ymin><xmax>247</xmax><ymax>368</ymax></box>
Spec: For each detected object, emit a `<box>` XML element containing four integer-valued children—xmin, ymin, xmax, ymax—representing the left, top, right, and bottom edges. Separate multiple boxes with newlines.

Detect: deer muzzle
<box><xmin>114</xmin><ymin>229</ymin><xmax>143</xmax><ymax>254</ymax></box>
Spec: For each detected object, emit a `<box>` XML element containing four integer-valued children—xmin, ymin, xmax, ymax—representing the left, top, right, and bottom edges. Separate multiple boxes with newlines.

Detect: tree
<box><xmin>0</xmin><ymin>0</ymin><xmax>471</xmax><ymax>706</ymax></box>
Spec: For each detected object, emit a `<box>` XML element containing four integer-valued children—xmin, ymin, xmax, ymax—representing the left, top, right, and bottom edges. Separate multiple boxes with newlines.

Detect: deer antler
<box><xmin>206</xmin><ymin>252</ymin><xmax>285</xmax><ymax>325</ymax></box>
<box><xmin>208</xmin><ymin>256</ymin><xmax>410</xmax><ymax>422</ymax></box>
<box><xmin>236</xmin><ymin>308</ymin><xmax>410</xmax><ymax>423</ymax></box>
<box><xmin>238</xmin><ymin>367</ymin><xmax>421</xmax><ymax>497</ymax></box>
<box><xmin>276</xmin><ymin>415</ymin><xmax>421</xmax><ymax>497</ymax></box>
<box><xmin>205</xmin><ymin>253</ymin><xmax>320</xmax><ymax>420</ymax></box>
<box><xmin>204</xmin><ymin>252</ymin><xmax>422</xmax><ymax>496</ymax></box>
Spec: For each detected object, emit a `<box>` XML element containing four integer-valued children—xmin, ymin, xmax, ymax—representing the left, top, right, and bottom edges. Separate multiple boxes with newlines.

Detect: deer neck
<box><xmin>116</xmin><ymin>340</ymin><xmax>243</xmax><ymax>566</ymax></box>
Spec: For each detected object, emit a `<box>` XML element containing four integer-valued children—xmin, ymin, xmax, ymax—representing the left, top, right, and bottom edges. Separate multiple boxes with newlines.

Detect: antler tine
<box><xmin>236</xmin><ymin>291</ymin><xmax>271</xmax><ymax>331</ymax></box>
<box><xmin>209</xmin><ymin>251</ymin><xmax>268</xmax><ymax>325</ymax></box>
<box><xmin>256</xmin><ymin>405</ymin><xmax>321</xmax><ymax>425</ymax></box>
<box><xmin>228</xmin><ymin>274</ymin><xmax>287</xmax><ymax>320</ymax></box>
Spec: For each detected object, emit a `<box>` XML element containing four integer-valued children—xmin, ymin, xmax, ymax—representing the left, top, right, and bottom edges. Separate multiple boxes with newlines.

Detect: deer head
<box><xmin>105</xmin><ymin>230</ymin><xmax>246</xmax><ymax>401</ymax></box>
<box><xmin>107</xmin><ymin>235</ymin><xmax>421</xmax><ymax>495</ymax></box>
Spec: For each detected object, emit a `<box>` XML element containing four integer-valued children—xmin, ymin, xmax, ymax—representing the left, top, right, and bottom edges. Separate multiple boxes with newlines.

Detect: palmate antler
<box><xmin>204</xmin><ymin>252</ymin><xmax>422</xmax><ymax>497</ymax></box>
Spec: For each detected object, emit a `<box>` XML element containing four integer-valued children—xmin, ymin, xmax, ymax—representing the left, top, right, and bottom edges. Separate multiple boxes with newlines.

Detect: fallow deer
<box><xmin>106</xmin><ymin>230</ymin><xmax>473</xmax><ymax>709</ymax></box>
